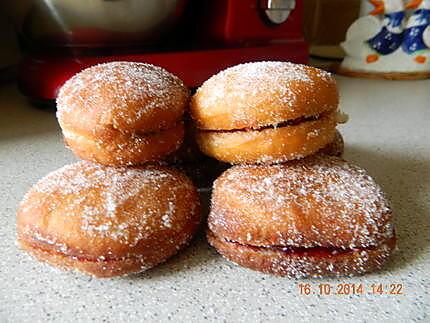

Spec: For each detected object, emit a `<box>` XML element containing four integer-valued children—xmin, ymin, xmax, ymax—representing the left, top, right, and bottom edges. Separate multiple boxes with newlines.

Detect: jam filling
<box><xmin>202</xmin><ymin>113</ymin><xmax>326</xmax><ymax>134</ymax></box>
<box><xmin>224</xmin><ymin>236</ymin><xmax>396</xmax><ymax>257</ymax></box>
<box><xmin>22</xmin><ymin>237</ymin><xmax>137</xmax><ymax>263</ymax></box>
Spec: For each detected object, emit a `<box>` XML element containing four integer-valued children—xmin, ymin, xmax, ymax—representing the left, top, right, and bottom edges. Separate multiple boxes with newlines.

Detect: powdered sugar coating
<box><xmin>208</xmin><ymin>230</ymin><xmax>395</xmax><ymax>278</ymax></box>
<box><xmin>196</xmin><ymin>112</ymin><xmax>337</xmax><ymax>164</ymax></box>
<box><xmin>199</xmin><ymin>61</ymin><xmax>326</xmax><ymax>106</ymax></box>
<box><xmin>18</xmin><ymin>162</ymin><xmax>200</xmax><ymax>251</ymax></box>
<box><xmin>191</xmin><ymin>61</ymin><xmax>339</xmax><ymax>130</ymax></box>
<box><xmin>61</xmin><ymin>121</ymin><xmax>184</xmax><ymax>166</ymax></box>
<box><xmin>56</xmin><ymin>61</ymin><xmax>189</xmax><ymax>133</ymax></box>
<box><xmin>209</xmin><ymin>155</ymin><xmax>394</xmax><ymax>249</ymax></box>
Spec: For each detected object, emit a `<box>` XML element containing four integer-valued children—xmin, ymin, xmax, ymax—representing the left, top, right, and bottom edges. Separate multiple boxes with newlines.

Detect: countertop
<box><xmin>0</xmin><ymin>77</ymin><xmax>429</xmax><ymax>322</ymax></box>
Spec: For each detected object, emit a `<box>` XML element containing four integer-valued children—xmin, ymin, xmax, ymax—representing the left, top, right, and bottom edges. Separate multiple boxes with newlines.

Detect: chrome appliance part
<box><xmin>3</xmin><ymin>0</ymin><xmax>188</xmax><ymax>47</ymax></box>
<box><xmin>260</xmin><ymin>0</ymin><xmax>296</xmax><ymax>24</ymax></box>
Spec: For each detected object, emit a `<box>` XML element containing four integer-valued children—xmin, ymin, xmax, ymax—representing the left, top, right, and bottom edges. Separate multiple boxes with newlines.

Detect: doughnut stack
<box><xmin>16</xmin><ymin>62</ymin><xmax>201</xmax><ymax>277</ymax></box>
<box><xmin>191</xmin><ymin>61</ymin><xmax>396</xmax><ymax>278</ymax></box>
<box><xmin>16</xmin><ymin>60</ymin><xmax>395</xmax><ymax>279</ymax></box>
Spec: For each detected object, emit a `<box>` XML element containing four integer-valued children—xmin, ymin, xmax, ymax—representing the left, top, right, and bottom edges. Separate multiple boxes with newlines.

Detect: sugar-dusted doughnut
<box><xmin>207</xmin><ymin>155</ymin><xmax>395</xmax><ymax>277</ymax></box>
<box><xmin>17</xmin><ymin>162</ymin><xmax>200</xmax><ymax>277</ymax></box>
<box><xmin>57</xmin><ymin>62</ymin><xmax>189</xmax><ymax>165</ymax></box>
<box><xmin>191</xmin><ymin>62</ymin><xmax>344</xmax><ymax>164</ymax></box>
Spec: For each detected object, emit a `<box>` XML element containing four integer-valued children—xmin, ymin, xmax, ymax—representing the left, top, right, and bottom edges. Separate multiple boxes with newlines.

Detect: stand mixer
<box><xmin>3</xmin><ymin>0</ymin><xmax>308</xmax><ymax>103</ymax></box>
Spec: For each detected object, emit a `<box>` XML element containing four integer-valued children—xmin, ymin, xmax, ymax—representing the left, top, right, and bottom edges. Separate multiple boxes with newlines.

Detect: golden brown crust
<box><xmin>16</xmin><ymin>162</ymin><xmax>201</xmax><ymax>277</ymax></box>
<box><xmin>191</xmin><ymin>61</ymin><xmax>339</xmax><ymax>130</ymax></box>
<box><xmin>207</xmin><ymin>230</ymin><xmax>396</xmax><ymax>278</ymax></box>
<box><xmin>17</xmin><ymin>238</ymin><xmax>178</xmax><ymax>278</ymax></box>
<box><xmin>209</xmin><ymin>155</ymin><xmax>394</xmax><ymax>249</ymax></box>
<box><xmin>195</xmin><ymin>112</ymin><xmax>337</xmax><ymax>164</ymax></box>
<box><xmin>63</xmin><ymin>122</ymin><xmax>184</xmax><ymax>166</ymax></box>
<box><xmin>57</xmin><ymin>62</ymin><xmax>190</xmax><ymax>134</ymax></box>
<box><xmin>337</xmin><ymin>66</ymin><xmax>430</xmax><ymax>80</ymax></box>
<box><xmin>319</xmin><ymin>129</ymin><xmax>344</xmax><ymax>157</ymax></box>
<box><xmin>56</xmin><ymin>62</ymin><xmax>189</xmax><ymax>165</ymax></box>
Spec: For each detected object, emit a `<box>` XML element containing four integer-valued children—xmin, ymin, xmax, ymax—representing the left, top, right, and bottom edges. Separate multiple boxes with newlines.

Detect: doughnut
<box><xmin>17</xmin><ymin>162</ymin><xmax>200</xmax><ymax>277</ymax></box>
<box><xmin>190</xmin><ymin>61</ymin><xmax>343</xmax><ymax>164</ymax></box>
<box><xmin>56</xmin><ymin>62</ymin><xmax>189</xmax><ymax>166</ymax></box>
<box><xmin>207</xmin><ymin>155</ymin><xmax>395</xmax><ymax>277</ymax></box>
<box><xmin>318</xmin><ymin>129</ymin><xmax>344</xmax><ymax>157</ymax></box>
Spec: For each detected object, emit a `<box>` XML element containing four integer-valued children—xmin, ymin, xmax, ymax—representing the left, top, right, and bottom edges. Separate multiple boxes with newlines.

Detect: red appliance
<box><xmin>14</xmin><ymin>0</ymin><xmax>307</xmax><ymax>102</ymax></box>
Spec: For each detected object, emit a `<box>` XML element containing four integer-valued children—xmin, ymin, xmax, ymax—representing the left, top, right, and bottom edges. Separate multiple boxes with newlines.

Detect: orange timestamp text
<box><xmin>298</xmin><ymin>283</ymin><xmax>404</xmax><ymax>296</ymax></box>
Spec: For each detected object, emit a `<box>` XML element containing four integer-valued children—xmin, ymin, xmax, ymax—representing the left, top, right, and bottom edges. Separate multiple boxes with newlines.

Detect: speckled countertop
<box><xmin>0</xmin><ymin>77</ymin><xmax>429</xmax><ymax>322</ymax></box>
